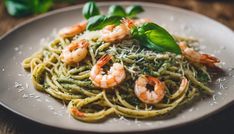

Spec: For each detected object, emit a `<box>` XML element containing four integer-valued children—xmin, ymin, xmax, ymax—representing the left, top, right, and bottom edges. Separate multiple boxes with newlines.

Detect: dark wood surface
<box><xmin>0</xmin><ymin>0</ymin><xmax>234</xmax><ymax>134</ymax></box>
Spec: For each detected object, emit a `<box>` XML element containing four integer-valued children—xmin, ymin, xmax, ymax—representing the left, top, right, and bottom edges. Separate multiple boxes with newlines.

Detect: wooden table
<box><xmin>0</xmin><ymin>0</ymin><xmax>234</xmax><ymax>134</ymax></box>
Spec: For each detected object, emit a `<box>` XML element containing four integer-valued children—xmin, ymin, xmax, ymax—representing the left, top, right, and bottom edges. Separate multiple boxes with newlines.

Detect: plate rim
<box><xmin>0</xmin><ymin>1</ymin><xmax>234</xmax><ymax>133</ymax></box>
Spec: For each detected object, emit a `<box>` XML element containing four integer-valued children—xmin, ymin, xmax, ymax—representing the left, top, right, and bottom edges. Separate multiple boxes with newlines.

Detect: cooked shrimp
<box><xmin>100</xmin><ymin>19</ymin><xmax>132</xmax><ymax>43</ymax></box>
<box><xmin>134</xmin><ymin>75</ymin><xmax>165</xmax><ymax>104</ymax></box>
<box><xmin>90</xmin><ymin>55</ymin><xmax>126</xmax><ymax>88</ymax></box>
<box><xmin>59</xmin><ymin>21</ymin><xmax>87</xmax><ymax>38</ymax></box>
<box><xmin>100</xmin><ymin>18</ymin><xmax>151</xmax><ymax>43</ymax></box>
<box><xmin>60</xmin><ymin>39</ymin><xmax>89</xmax><ymax>64</ymax></box>
<box><xmin>179</xmin><ymin>42</ymin><xmax>220</xmax><ymax>67</ymax></box>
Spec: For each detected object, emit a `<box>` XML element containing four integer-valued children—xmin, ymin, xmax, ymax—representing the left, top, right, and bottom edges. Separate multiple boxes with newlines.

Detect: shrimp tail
<box><xmin>179</xmin><ymin>41</ymin><xmax>220</xmax><ymax>67</ymax></box>
<box><xmin>121</xmin><ymin>18</ymin><xmax>135</xmax><ymax>29</ymax></box>
<box><xmin>96</xmin><ymin>54</ymin><xmax>112</xmax><ymax>67</ymax></box>
<box><xmin>201</xmin><ymin>54</ymin><xmax>220</xmax><ymax>64</ymax></box>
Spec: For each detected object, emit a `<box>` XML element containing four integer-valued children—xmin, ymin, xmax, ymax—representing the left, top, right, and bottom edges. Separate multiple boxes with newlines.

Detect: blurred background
<box><xmin>0</xmin><ymin>0</ymin><xmax>234</xmax><ymax>134</ymax></box>
<box><xmin>0</xmin><ymin>0</ymin><xmax>234</xmax><ymax>36</ymax></box>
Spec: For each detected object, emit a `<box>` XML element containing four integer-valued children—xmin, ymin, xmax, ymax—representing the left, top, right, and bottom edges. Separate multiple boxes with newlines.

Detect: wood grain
<box><xmin>0</xmin><ymin>0</ymin><xmax>234</xmax><ymax>134</ymax></box>
<box><xmin>0</xmin><ymin>0</ymin><xmax>234</xmax><ymax>36</ymax></box>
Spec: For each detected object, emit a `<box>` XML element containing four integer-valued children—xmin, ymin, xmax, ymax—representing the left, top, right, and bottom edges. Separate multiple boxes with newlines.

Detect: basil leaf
<box><xmin>86</xmin><ymin>15</ymin><xmax>105</xmax><ymax>30</ymax></box>
<box><xmin>145</xmin><ymin>30</ymin><xmax>181</xmax><ymax>54</ymax></box>
<box><xmin>4</xmin><ymin>0</ymin><xmax>33</xmax><ymax>17</ymax></box>
<box><xmin>33</xmin><ymin>0</ymin><xmax>53</xmax><ymax>13</ymax></box>
<box><xmin>108</xmin><ymin>5</ymin><xmax>126</xmax><ymax>17</ymax></box>
<box><xmin>4</xmin><ymin>0</ymin><xmax>53</xmax><ymax>17</ymax></box>
<box><xmin>138</xmin><ymin>23</ymin><xmax>166</xmax><ymax>34</ymax></box>
<box><xmin>130</xmin><ymin>26</ymin><xmax>139</xmax><ymax>38</ymax></box>
<box><xmin>126</xmin><ymin>5</ymin><xmax>144</xmax><ymax>18</ymax></box>
<box><xmin>82</xmin><ymin>1</ymin><xmax>100</xmax><ymax>19</ymax></box>
<box><xmin>87</xmin><ymin>15</ymin><xmax>122</xmax><ymax>31</ymax></box>
<box><xmin>134</xmin><ymin>23</ymin><xmax>181</xmax><ymax>54</ymax></box>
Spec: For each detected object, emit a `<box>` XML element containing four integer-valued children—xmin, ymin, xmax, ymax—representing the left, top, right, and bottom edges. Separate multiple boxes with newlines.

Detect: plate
<box><xmin>0</xmin><ymin>2</ymin><xmax>234</xmax><ymax>133</ymax></box>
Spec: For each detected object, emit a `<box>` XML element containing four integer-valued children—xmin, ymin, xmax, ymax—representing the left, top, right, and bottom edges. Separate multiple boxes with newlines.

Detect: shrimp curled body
<box><xmin>59</xmin><ymin>21</ymin><xmax>87</xmax><ymax>38</ymax></box>
<box><xmin>100</xmin><ymin>24</ymin><xmax>130</xmax><ymax>43</ymax></box>
<box><xmin>135</xmin><ymin>75</ymin><xmax>165</xmax><ymax>104</ymax></box>
<box><xmin>90</xmin><ymin>55</ymin><xmax>126</xmax><ymax>89</ymax></box>
<box><xmin>100</xmin><ymin>18</ymin><xmax>151</xmax><ymax>43</ymax></box>
<box><xmin>60</xmin><ymin>40</ymin><xmax>89</xmax><ymax>64</ymax></box>
<box><xmin>179</xmin><ymin>42</ymin><xmax>220</xmax><ymax>67</ymax></box>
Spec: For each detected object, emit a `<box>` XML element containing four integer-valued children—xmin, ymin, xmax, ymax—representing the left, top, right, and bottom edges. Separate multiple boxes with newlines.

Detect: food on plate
<box><xmin>22</xmin><ymin>1</ymin><xmax>220</xmax><ymax>122</ymax></box>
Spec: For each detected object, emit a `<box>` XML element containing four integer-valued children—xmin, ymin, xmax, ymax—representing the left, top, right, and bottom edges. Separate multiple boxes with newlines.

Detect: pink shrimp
<box><xmin>179</xmin><ymin>42</ymin><xmax>220</xmax><ymax>67</ymax></box>
<box><xmin>90</xmin><ymin>55</ymin><xmax>126</xmax><ymax>89</ymax></box>
<box><xmin>134</xmin><ymin>75</ymin><xmax>165</xmax><ymax>104</ymax></box>
<box><xmin>59</xmin><ymin>21</ymin><xmax>87</xmax><ymax>38</ymax></box>
<box><xmin>100</xmin><ymin>18</ymin><xmax>151</xmax><ymax>43</ymax></box>
<box><xmin>60</xmin><ymin>39</ymin><xmax>89</xmax><ymax>64</ymax></box>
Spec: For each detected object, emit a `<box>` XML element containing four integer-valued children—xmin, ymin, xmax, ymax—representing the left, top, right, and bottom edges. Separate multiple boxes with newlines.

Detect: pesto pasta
<box><xmin>22</xmin><ymin>34</ymin><xmax>218</xmax><ymax>122</ymax></box>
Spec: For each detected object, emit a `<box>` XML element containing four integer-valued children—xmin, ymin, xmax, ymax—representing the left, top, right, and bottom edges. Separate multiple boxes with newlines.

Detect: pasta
<box><xmin>22</xmin><ymin>34</ymin><xmax>218</xmax><ymax>121</ymax></box>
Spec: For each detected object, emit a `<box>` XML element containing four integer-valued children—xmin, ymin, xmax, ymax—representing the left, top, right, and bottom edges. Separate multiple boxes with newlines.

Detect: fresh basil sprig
<box><xmin>108</xmin><ymin>5</ymin><xmax>126</xmax><ymax>17</ymax></box>
<box><xmin>132</xmin><ymin>23</ymin><xmax>181</xmax><ymax>54</ymax></box>
<box><xmin>126</xmin><ymin>5</ymin><xmax>144</xmax><ymax>18</ymax></box>
<box><xmin>82</xmin><ymin>1</ymin><xmax>100</xmax><ymax>19</ymax></box>
<box><xmin>108</xmin><ymin>5</ymin><xmax>144</xmax><ymax>18</ymax></box>
<box><xmin>34</xmin><ymin>0</ymin><xmax>54</xmax><ymax>13</ymax></box>
<box><xmin>87</xmin><ymin>15</ymin><xmax>122</xmax><ymax>31</ymax></box>
<box><xmin>84</xmin><ymin>2</ymin><xmax>144</xmax><ymax>31</ymax></box>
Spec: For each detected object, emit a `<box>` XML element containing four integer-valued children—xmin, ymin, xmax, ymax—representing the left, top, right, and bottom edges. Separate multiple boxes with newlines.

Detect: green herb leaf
<box><xmin>126</xmin><ymin>5</ymin><xmax>144</xmax><ymax>18</ymax></box>
<box><xmin>108</xmin><ymin>5</ymin><xmax>126</xmax><ymax>17</ymax></box>
<box><xmin>133</xmin><ymin>23</ymin><xmax>181</xmax><ymax>54</ymax></box>
<box><xmin>130</xmin><ymin>26</ymin><xmax>139</xmax><ymax>38</ymax></box>
<box><xmin>4</xmin><ymin>0</ymin><xmax>53</xmax><ymax>17</ymax></box>
<box><xmin>87</xmin><ymin>15</ymin><xmax>122</xmax><ymax>31</ymax></box>
<box><xmin>33</xmin><ymin>0</ymin><xmax>53</xmax><ymax>14</ymax></box>
<box><xmin>82</xmin><ymin>1</ymin><xmax>100</xmax><ymax>19</ymax></box>
<box><xmin>4</xmin><ymin>0</ymin><xmax>33</xmax><ymax>17</ymax></box>
<box><xmin>145</xmin><ymin>30</ymin><xmax>181</xmax><ymax>54</ymax></box>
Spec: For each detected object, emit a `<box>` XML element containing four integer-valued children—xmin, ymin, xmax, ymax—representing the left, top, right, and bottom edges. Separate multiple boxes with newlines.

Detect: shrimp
<box><xmin>100</xmin><ymin>18</ymin><xmax>151</xmax><ymax>43</ymax></box>
<box><xmin>179</xmin><ymin>42</ymin><xmax>220</xmax><ymax>67</ymax></box>
<box><xmin>134</xmin><ymin>75</ymin><xmax>165</xmax><ymax>104</ymax></box>
<box><xmin>60</xmin><ymin>39</ymin><xmax>89</xmax><ymax>64</ymax></box>
<box><xmin>59</xmin><ymin>21</ymin><xmax>87</xmax><ymax>38</ymax></box>
<box><xmin>90</xmin><ymin>55</ymin><xmax>126</xmax><ymax>88</ymax></box>
<box><xmin>100</xmin><ymin>19</ymin><xmax>132</xmax><ymax>43</ymax></box>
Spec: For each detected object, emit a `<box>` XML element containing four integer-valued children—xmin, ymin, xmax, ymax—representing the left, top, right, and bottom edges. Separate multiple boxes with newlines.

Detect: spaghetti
<box><xmin>22</xmin><ymin>33</ymin><xmax>218</xmax><ymax>121</ymax></box>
